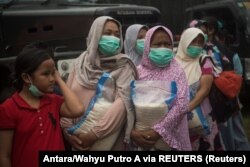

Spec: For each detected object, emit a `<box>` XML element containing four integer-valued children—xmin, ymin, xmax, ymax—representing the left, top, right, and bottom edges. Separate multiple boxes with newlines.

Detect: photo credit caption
<box><xmin>39</xmin><ymin>151</ymin><xmax>248</xmax><ymax>166</ymax></box>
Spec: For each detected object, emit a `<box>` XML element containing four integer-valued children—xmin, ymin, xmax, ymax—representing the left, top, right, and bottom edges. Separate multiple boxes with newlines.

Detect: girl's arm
<box><xmin>54</xmin><ymin>70</ymin><xmax>84</xmax><ymax>118</ymax></box>
<box><xmin>0</xmin><ymin>130</ymin><xmax>14</xmax><ymax>167</ymax></box>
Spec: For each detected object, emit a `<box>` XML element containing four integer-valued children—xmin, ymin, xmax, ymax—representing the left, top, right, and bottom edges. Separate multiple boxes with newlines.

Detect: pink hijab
<box><xmin>139</xmin><ymin>26</ymin><xmax>173</xmax><ymax>71</ymax></box>
<box><xmin>136</xmin><ymin>26</ymin><xmax>192</xmax><ymax>150</ymax></box>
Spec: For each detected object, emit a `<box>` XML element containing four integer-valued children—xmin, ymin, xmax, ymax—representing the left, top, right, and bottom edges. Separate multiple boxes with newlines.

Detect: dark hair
<box><xmin>217</xmin><ymin>28</ymin><xmax>233</xmax><ymax>47</ymax></box>
<box><xmin>13</xmin><ymin>42</ymin><xmax>54</xmax><ymax>91</ymax></box>
<box><xmin>141</xmin><ymin>25</ymin><xmax>149</xmax><ymax>31</ymax></box>
<box><xmin>203</xmin><ymin>16</ymin><xmax>219</xmax><ymax>34</ymax></box>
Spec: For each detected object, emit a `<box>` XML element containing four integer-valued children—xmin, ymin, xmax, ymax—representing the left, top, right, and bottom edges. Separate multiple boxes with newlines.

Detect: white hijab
<box><xmin>176</xmin><ymin>28</ymin><xmax>206</xmax><ymax>85</ymax></box>
<box><xmin>124</xmin><ymin>24</ymin><xmax>148</xmax><ymax>66</ymax></box>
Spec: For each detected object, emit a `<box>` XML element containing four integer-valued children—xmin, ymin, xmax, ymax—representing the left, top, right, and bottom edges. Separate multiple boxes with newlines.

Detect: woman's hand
<box><xmin>130</xmin><ymin>129</ymin><xmax>159</xmax><ymax>149</ymax></box>
<box><xmin>63</xmin><ymin>129</ymin><xmax>87</xmax><ymax>151</ymax></box>
<box><xmin>142</xmin><ymin>129</ymin><xmax>161</xmax><ymax>141</ymax></box>
<box><xmin>77</xmin><ymin>131</ymin><xmax>98</xmax><ymax>150</ymax></box>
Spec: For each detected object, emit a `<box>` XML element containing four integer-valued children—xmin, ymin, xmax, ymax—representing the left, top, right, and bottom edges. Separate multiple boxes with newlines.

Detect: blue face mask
<box><xmin>29</xmin><ymin>84</ymin><xmax>44</xmax><ymax>97</ymax></box>
<box><xmin>135</xmin><ymin>39</ymin><xmax>145</xmax><ymax>55</ymax></box>
<box><xmin>149</xmin><ymin>48</ymin><xmax>174</xmax><ymax>67</ymax></box>
<box><xmin>187</xmin><ymin>46</ymin><xmax>203</xmax><ymax>58</ymax></box>
<box><xmin>98</xmin><ymin>35</ymin><xmax>120</xmax><ymax>56</ymax></box>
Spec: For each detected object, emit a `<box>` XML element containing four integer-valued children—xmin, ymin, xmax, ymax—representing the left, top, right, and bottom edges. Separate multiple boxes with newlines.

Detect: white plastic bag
<box><xmin>131</xmin><ymin>80</ymin><xmax>177</xmax><ymax>150</ymax></box>
<box><xmin>67</xmin><ymin>73</ymin><xmax>121</xmax><ymax>150</ymax></box>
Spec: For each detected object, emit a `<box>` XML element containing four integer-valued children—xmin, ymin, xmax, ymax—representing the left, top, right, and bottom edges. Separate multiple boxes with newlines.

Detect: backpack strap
<box><xmin>199</xmin><ymin>55</ymin><xmax>215</xmax><ymax>67</ymax></box>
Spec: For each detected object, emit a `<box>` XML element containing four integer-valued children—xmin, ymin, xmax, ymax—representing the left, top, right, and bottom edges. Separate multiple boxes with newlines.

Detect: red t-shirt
<box><xmin>0</xmin><ymin>92</ymin><xmax>65</xmax><ymax>167</ymax></box>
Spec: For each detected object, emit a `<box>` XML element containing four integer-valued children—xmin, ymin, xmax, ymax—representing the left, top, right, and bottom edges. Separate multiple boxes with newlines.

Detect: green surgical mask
<box><xmin>98</xmin><ymin>35</ymin><xmax>120</xmax><ymax>56</ymax></box>
<box><xmin>29</xmin><ymin>84</ymin><xmax>44</xmax><ymax>97</ymax></box>
<box><xmin>204</xmin><ymin>34</ymin><xmax>208</xmax><ymax>42</ymax></box>
<box><xmin>149</xmin><ymin>48</ymin><xmax>174</xmax><ymax>67</ymax></box>
<box><xmin>187</xmin><ymin>46</ymin><xmax>203</xmax><ymax>58</ymax></box>
<box><xmin>135</xmin><ymin>39</ymin><xmax>145</xmax><ymax>55</ymax></box>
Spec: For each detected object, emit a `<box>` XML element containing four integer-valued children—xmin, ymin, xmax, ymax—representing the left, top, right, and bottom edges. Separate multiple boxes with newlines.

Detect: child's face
<box><xmin>30</xmin><ymin>58</ymin><xmax>56</xmax><ymax>93</ymax></box>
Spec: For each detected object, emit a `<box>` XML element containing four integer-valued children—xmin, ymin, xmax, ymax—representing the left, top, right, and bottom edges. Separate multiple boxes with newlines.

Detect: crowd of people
<box><xmin>0</xmin><ymin>15</ymin><xmax>249</xmax><ymax>167</ymax></box>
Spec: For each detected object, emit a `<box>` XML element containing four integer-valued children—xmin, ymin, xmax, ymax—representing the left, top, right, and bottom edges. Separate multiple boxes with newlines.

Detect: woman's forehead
<box><xmin>151</xmin><ymin>30</ymin><xmax>171</xmax><ymax>41</ymax></box>
<box><xmin>103</xmin><ymin>20</ymin><xmax>119</xmax><ymax>30</ymax></box>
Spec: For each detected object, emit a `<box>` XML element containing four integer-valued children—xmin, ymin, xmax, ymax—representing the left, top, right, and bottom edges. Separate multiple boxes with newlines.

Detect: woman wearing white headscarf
<box><xmin>124</xmin><ymin>24</ymin><xmax>148</xmax><ymax>66</ymax></box>
<box><xmin>61</xmin><ymin>16</ymin><xmax>138</xmax><ymax>150</ymax></box>
<box><xmin>176</xmin><ymin>27</ymin><xmax>219</xmax><ymax>150</ymax></box>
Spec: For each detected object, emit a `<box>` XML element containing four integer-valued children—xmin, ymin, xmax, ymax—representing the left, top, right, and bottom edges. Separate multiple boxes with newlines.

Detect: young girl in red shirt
<box><xmin>0</xmin><ymin>42</ymin><xmax>84</xmax><ymax>167</ymax></box>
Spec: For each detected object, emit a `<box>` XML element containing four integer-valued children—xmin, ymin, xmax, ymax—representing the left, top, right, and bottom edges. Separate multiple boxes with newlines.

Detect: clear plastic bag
<box><xmin>130</xmin><ymin>80</ymin><xmax>177</xmax><ymax>150</ymax></box>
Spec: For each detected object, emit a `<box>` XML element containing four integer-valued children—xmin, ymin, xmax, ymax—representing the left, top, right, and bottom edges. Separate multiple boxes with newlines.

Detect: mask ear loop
<box><xmin>27</xmin><ymin>74</ymin><xmax>34</xmax><ymax>86</ymax></box>
<box><xmin>27</xmin><ymin>75</ymin><xmax>44</xmax><ymax>97</ymax></box>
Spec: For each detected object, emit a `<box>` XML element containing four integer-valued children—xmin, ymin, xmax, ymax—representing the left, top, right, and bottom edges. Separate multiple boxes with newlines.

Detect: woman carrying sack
<box><xmin>61</xmin><ymin>16</ymin><xmax>138</xmax><ymax>150</ymax></box>
<box><xmin>125</xmin><ymin>25</ymin><xmax>192</xmax><ymax>151</ymax></box>
<box><xmin>176</xmin><ymin>27</ymin><xmax>219</xmax><ymax>150</ymax></box>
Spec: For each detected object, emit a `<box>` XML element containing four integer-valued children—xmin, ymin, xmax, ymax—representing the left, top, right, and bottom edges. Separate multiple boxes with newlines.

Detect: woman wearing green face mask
<box><xmin>61</xmin><ymin>16</ymin><xmax>138</xmax><ymax>151</ymax></box>
<box><xmin>124</xmin><ymin>24</ymin><xmax>148</xmax><ymax>66</ymax></box>
<box><xmin>125</xmin><ymin>26</ymin><xmax>192</xmax><ymax>151</ymax></box>
<box><xmin>176</xmin><ymin>27</ymin><xmax>219</xmax><ymax>151</ymax></box>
